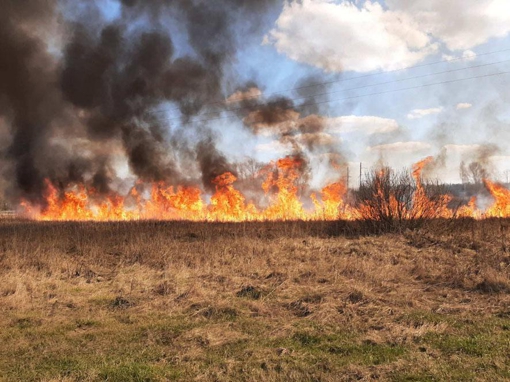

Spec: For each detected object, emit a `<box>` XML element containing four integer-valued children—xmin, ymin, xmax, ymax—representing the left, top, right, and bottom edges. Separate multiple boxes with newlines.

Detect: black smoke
<box><xmin>0</xmin><ymin>0</ymin><xmax>65</xmax><ymax>200</ymax></box>
<box><xmin>196</xmin><ymin>136</ymin><xmax>234</xmax><ymax>193</ymax></box>
<box><xmin>0</xmin><ymin>0</ymin><xmax>281</xmax><ymax>205</ymax></box>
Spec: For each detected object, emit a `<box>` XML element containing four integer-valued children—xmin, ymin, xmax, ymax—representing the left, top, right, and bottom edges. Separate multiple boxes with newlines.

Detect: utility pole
<box><xmin>359</xmin><ymin>162</ymin><xmax>362</xmax><ymax>189</ymax></box>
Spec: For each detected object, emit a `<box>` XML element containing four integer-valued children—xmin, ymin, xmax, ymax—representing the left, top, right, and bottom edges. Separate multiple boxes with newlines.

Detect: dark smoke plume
<box><xmin>236</xmin><ymin>72</ymin><xmax>340</xmax><ymax>154</ymax></box>
<box><xmin>0</xmin><ymin>0</ymin><xmax>281</xmax><ymax>204</ymax></box>
<box><xmin>237</xmin><ymin>83</ymin><xmax>346</xmax><ymax>171</ymax></box>
<box><xmin>0</xmin><ymin>0</ymin><xmax>66</xmax><ymax>200</ymax></box>
<box><xmin>293</xmin><ymin>74</ymin><xmax>332</xmax><ymax>116</ymax></box>
<box><xmin>196</xmin><ymin>136</ymin><xmax>234</xmax><ymax>193</ymax></box>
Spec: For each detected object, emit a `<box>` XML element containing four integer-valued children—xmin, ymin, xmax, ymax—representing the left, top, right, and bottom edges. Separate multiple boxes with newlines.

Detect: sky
<box><xmin>253</xmin><ymin>0</ymin><xmax>510</xmax><ymax>186</ymax></box>
<box><xmin>3</xmin><ymin>0</ymin><xmax>510</xmax><ymax>200</ymax></box>
<box><xmin>49</xmin><ymin>0</ymin><xmax>510</xmax><ymax>185</ymax></box>
<box><xmin>196</xmin><ymin>0</ymin><xmax>510</xmax><ymax>186</ymax></box>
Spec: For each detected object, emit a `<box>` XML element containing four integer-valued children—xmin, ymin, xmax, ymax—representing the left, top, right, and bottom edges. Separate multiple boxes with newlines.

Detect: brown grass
<box><xmin>0</xmin><ymin>219</ymin><xmax>509</xmax><ymax>381</ymax></box>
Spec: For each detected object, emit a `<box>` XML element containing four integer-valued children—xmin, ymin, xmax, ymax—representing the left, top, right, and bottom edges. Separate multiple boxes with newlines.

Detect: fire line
<box><xmin>20</xmin><ymin>157</ymin><xmax>510</xmax><ymax>222</ymax></box>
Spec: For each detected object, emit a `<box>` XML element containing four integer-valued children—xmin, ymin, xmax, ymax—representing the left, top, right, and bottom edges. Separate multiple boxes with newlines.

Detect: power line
<box><xmin>157</xmin><ymin>70</ymin><xmax>510</xmax><ymax>127</ymax></box>
<box><xmin>149</xmin><ymin>47</ymin><xmax>510</xmax><ymax>115</ymax></box>
<box><xmin>265</xmin><ymin>48</ymin><xmax>510</xmax><ymax>95</ymax></box>
<box><xmin>152</xmin><ymin>58</ymin><xmax>510</xmax><ymax>123</ymax></box>
<box><xmin>296</xmin><ymin>70</ymin><xmax>510</xmax><ymax>110</ymax></box>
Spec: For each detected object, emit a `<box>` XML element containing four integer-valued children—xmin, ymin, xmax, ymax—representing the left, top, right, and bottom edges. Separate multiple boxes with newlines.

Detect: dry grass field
<box><xmin>0</xmin><ymin>219</ymin><xmax>509</xmax><ymax>381</ymax></box>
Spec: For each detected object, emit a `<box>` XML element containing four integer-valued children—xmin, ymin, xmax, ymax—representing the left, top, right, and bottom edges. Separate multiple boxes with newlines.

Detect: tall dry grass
<box><xmin>0</xmin><ymin>219</ymin><xmax>509</xmax><ymax>381</ymax></box>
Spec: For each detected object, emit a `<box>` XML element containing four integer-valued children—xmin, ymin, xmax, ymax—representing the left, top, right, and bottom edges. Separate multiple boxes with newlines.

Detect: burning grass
<box><xmin>17</xmin><ymin>155</ymin><xmax>510</xmax><ymax>223</ymax></box>
<box><xmin>0</xmin><ymin>219</ymin><xmax>509</xmax><ymax>381</ymax></box>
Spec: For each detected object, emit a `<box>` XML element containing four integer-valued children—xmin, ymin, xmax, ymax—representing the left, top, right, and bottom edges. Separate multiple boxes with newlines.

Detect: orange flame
<box><xmin>312</xmin><ymin>182</ymin><xmax>355</xmax><ymax>220</ymax></box>
<box><xmin>209</xmin><ymin>172</ymin><xmax>257</xmax><ymax>221</ymax></box>
<box><xmin>411</xmin><ymin>156</ymin><xmax>452</xmax><ymax>219</ymax></box>
<box><xmin>19</xmin><ymin>157</ymin><xmax>510</xmax><ymax>222</ymax></box>
<box><xmin>261</xmin><ymin>157</ymin><xmax>307</xmax><ymax>220</ymax></box>
<box><xmin>484</xmin><ymin>180</ymin><xmax>510</xmax><ymax>217</ymax></box>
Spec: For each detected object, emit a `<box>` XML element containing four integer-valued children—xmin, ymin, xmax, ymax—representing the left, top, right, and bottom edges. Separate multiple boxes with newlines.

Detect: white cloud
<box><xmin>368</xmin><ymin>141</ymin><xmax>432</xmax><ymax>153</ymax></box>
<box><xmin>265</xmin><ymin>0</ymin><xmax>437</xmax><ymax>73</ymax></box>
<box><xmin>388</xmin><ymin>0</ymin><xmax>510</xmax><ymax>51</ymax></box>
<box><xmin>326</xmin><ymin>115</ymin><xmax>399</xmax><ymax>135</ymax></box>
<box><xmin>462</xmin><ymin>50</ymin><xmax>477</xmax><ymax>61</ymax></box>
<box><xmin>442</xmin><ymin>50</ymin><xmax>477</xmax><ymax>62</ymax></box>
<box><xmin>267</xmin><ymin>0</ymin><xmax>510</xmax><ymax>73</ymax></box>
<box><xmin>407</xmin><ymin>107</ymin><xmax>444</xmax><ymax>120</ymax></box>
<box><xmin>456</xmin><ymin>103</ymin><xmax>473</xmax><ymax>110</ymax></box>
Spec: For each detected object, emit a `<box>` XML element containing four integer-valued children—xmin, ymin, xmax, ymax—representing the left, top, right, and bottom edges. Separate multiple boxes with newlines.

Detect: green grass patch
<box><xmin>424</xmin><ymin>333</ymin><xmax>492</xmax><ymax>356</ymax></box>
<box><xmin>97</xmin><ymin>362</ymin><xmax>162</xmax><ymax>382</ymax></box>
<box><xmin>397</xmin><ymin>310</ymin><xmax>451</xmax><ymax>327</ymax></box>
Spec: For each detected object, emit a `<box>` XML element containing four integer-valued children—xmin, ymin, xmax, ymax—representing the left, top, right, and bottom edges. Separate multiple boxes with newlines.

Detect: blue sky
<box><xmin>79</xmin><ymin>0</ymin><xmax>510</xmax><ymax>186</ymax></box>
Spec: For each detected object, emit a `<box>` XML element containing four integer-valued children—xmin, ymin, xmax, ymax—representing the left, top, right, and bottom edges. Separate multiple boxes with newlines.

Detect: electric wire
<box><xmin>148</xmin><ymin>47</ymin><xmax>510</xmax><ymax>115</ymax></box>
<box><xmin>154</xmin><ymin>70</ymin><xmax>510</xmax><ymax>126</ymax></box>
<box><xmin>151</xmin><ymin>58</ymin><xmax>510</xmax><ymax>123</ymax></box>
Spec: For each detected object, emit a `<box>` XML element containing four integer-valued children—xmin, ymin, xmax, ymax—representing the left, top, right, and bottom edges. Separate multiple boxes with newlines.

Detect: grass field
<box><xmin>0</xmin><ymin>219</ymin><xmax>509</xmax><ymax>381</ymax></box>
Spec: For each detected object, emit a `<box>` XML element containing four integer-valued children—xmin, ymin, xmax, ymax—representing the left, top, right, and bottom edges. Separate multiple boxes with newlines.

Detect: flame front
<box><xmin>19</xmin><ymin>157</ymin><xmax>510</xmax><ymax>222</ymax></box>
<box><xmin>411</xmin><ymin>156</ymin><xmax>452</xmax><ymax>219</ymax></box>
<box><xmin>209</xmin><ymin>172</ymin><xmax>257</xmax><ymax>221</ymax></box>
<box><xmin>484</xmin><ymin>180</ymin><xmax>510</xmax><ymax>217</ymax></box>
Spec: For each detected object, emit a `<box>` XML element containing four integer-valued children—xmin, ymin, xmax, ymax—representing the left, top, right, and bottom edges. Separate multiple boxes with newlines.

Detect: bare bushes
<box><xmin>354</xmin><ymin>168</ymin><xmax>453</xmax><ymax>233</ymax></box>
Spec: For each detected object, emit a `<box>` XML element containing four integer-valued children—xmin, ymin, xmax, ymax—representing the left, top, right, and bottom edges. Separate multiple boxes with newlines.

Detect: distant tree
<box><xmin>460</xmin><ymin>161</ymin><xmax>488</xmax><ymax>184</ymax></box>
